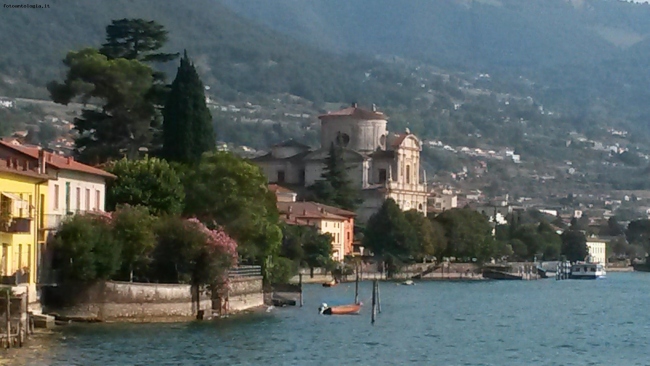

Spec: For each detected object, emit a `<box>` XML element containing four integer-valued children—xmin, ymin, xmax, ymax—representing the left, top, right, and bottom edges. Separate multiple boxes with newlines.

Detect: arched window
<box><xmin>406</xmin><ymin>165</ymin><xmax>411</xmax><ymax>184</ymax></box>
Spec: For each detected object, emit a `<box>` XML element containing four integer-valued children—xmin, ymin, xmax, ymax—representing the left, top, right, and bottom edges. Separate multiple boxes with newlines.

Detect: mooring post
<box><xmin>6</xmin><ymin>292</ymin><xmax>11</xmax><ymax>348</ymax></box>
<box><xmin>354</xmin><ymin>267</ymin><xmax>359</xmax><ymax>304</ymax></box>
<box><xmin>299</xmin><ymin>273</ymin><xmax>304</xmax><ymax>307</ymax></box>
<box><xmin>376</xmin><ymin>280</ymin><xmax>381</xmax><ymax>313</ymax></box>
<box><xmin>371</xmin><ymin>279</ymin><xmax>377</xmax><ymax>325</ymax></box>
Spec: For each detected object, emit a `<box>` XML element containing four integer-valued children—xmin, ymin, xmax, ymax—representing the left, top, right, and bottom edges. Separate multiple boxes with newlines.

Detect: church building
<box><xmin>252</xmin><ymin>104</ymin><xmax>428</xmax><ymax>222</ymax></box>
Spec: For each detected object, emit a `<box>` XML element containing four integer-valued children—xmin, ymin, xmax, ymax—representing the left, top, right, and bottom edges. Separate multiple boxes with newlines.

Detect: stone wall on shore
<box><xmin>227</xmin><ymin>276</ymin><xmax>264</xmax><ymax>312</ymax></box>
<box><xmin>42</xmin><ymin>277</ymin><xmax>265</xmax><ymax>322</ymax></box>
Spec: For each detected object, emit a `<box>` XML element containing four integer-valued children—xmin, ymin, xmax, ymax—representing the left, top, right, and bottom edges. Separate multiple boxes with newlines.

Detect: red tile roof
<box><xmin>277</xmin><ymin>201</ymin><xmax>355</xmax><ymax>220</ymax></box>
<box><xmin>0</xmin><ymin>158</ymin><xmax>52</xmax><ymax>180</ymax></box>
<box><xmin>0</xmin><ymin>140</ymin><xmax>116</xmax><ymax>178</ymax></box>
<box><xmin>268</xmin><ymin>184</ymin><xmax>296</xmax><ymax>194</ymax></box>
<box><xmin>318</xmin><ymin>107</ymin><xmax>387</xmax><ymax>121</ymax></box>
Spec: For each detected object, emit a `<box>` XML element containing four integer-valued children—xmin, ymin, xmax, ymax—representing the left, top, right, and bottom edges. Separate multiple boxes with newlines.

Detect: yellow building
<box><xmin>0</xmin><ymin>156</ymin><xmax>51</xmax><ymax>296</ymax></box>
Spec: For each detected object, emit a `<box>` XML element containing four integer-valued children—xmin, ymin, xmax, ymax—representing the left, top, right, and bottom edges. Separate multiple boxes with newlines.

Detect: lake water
<box><xmin>5</xmin><ymin>272</ymin><xmax>650</xmax><ymax>366</ymax></box>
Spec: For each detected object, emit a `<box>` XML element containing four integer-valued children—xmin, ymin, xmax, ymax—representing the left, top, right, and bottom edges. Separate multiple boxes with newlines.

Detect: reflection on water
<box><xmin>4</xmin><ymin>273</ymin><xmax>650</xmax><ymax>366</ymax></box>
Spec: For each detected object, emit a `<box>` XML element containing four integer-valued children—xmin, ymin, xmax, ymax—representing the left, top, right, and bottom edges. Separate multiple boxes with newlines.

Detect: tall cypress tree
<box><xmin>309</xmin><ymin>143</ymin><xmax>361</xmax><ymax>210</ymax></box>
<box><xmin>162</xmin><ymin>50</ymin><xmax>215</xmax><ymax>164</ymax></box>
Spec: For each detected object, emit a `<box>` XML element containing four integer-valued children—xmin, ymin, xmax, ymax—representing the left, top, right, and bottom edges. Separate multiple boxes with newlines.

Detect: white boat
<box><xmin>569</xmin><ymin>263</ymin><xmax>606</xmax><ymax>280</ymax></box>
<box><xmin>401</xmin><ymin>280</ymin><xmax>415</xmax><ymax>286</ymax></box>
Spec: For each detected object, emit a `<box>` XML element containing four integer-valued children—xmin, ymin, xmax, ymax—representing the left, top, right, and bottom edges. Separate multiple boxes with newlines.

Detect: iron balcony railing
<box><xmin>228</xmin><ymin>265</ymin><xmax>262</xmax><ymax>278</ymax></box>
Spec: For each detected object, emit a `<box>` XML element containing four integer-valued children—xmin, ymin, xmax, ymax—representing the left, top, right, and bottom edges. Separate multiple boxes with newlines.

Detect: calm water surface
<box><xmin>5</xmin><ymin>272</ymin><xmax>650</xmax><ymax>366</ymax></box>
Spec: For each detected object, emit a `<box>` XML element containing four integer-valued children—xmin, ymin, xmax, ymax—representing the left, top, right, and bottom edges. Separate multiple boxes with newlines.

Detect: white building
<box><xmin>586</xmin><ymin>239</ymin><xmax>607</xmax><ymax>265</ymax></box>
<box><xmin>252</xmin><ymin>104</ymin><xmax>428</xmax><ymax>222</ymax></box>
<box><xmin>429</xmin><ymin>190</ymin><xmax>457</xmax><ymax>213</ymax></box>
<box><xmin>0</xmin><ymin>140</ymin><xmax>115</xmax><ymax>230</ymax></box>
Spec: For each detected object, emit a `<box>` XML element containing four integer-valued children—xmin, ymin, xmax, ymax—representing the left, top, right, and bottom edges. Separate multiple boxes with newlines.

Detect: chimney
<box><xmin>351</xmin><ymin>102</ymin><xmax>358</xmax><ymax>108</ymax></box>
<box><xmin>303</xmin><ymin>209</ymin><xmax>307</xmax><ymax>215</ymax></box>
<box><xmin>38</xmin><ymin>149</ymin><xmax>46</xmax><ymax>174</ymax></box>
<box><xmin>288</xmin><ymin>206</ymin><xmax>293</xmax><ymax>213</ymax></box>
<box><xmin>372</xmin><ymin>103</ymin><xmax>377</xmax><ymax>112</ymax></box>
<box><xmin>67</xmin><ymin>156</ymin><xmax>73</xmax><ymax>165</ymax></box>
<box><xmin>319</xmin><ymin>207</ymin><xmax>324</xmax><ymax>213</ymax></box>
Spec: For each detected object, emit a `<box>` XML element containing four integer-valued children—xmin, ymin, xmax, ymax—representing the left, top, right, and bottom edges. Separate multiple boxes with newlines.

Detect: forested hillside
<box><xmin>1</xmin><ymin>0</ymin><xmax>649</xmax><ymax>195</ymax></box>
<box><xmin>220</xmin><ymin>0</ymin><xmax>650</xmax><ymax>137</ymax></box>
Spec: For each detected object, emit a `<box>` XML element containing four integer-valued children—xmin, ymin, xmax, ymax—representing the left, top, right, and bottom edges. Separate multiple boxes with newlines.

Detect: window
<box><xmin>379</xmin><ymin>169</ymin><xmax>387</xmax><ymax>183</ymax></box>
<box><xmin>300</xmin><ymin>170</ymin><xmax>306</xmax><ymax>184</ymax></box>
<box><xmin>28</xmin><ymin>195</ymin><xmax>32</xmax><ymax>218</ymax></box>
<box><xmin>85</xmin><ymin>189</ymin><xmax>90</xmax><ymax>211</ymax></box>
<box><xmin>76</xmin><ymin>187</ymin><xmax>81</xmax><ymax>211</ymax></box>
<box><xmin>39</xmin><ymin>194</ymin><xmax>44</xmax><ymax>228</ymax></box>
<box><xmin>347</xmin><ymin>232</ymin><xmax>350</xmax><ymax>241</ymax></box>
<box><xmin>19</xmin><ymin>194</ymin><xmax>23</xmax><ymax>218</ymax></box>
<box><xmin>406</xmin><ymin>165</ymin><xmax>411</xmax><ymax>184</ymax></box>
<box><xmin>95</xmin><ymin>190</ymin><xmax>101</xmax><ymax>211</ymax></box>
<box><xmin>277</xmin><ymin>170</ymin><xmax>285</xmax><ymax>183</ymax></box>
<box><xmin>54</xmin><ymin>184</ymin><xmax>60</xmax><ymax>210</ymax></box>
<box><xmin>65</xmin><ymin>182</ymin><xmax>71</xmax><ymax>214</ymax></box>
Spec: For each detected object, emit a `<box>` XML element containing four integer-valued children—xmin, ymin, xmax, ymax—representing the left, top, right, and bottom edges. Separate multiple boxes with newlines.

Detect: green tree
<box><xmin>100</xmin><ymin>19</ymin><xmax>178</xmax><ymax>63</ymax></box>
<box><xmin>404</xmin><ymin>210</ymin><xmax>445</xmax><ymax>261</ymax></box>
<box><xmin>434</xmin><ymin>208</ymin><xmax>499</xmax><ymax>263</ymax></box>
<box><xmin>106</xmin><ymin>156</ymin><xmax>185</xmax><ymax>216</ymax></box>
<box><xmin>51</xmin><ymin>214</ymin><xmax>121</xmax><ymax>282</ymax></box>
<box><xmin>111</xmin><ymin>205</ymin><xmax>157</xmax><ymax>282</ymax></box>
<box><xmin>162</xmin><ymin>51</ymin><xmax>215</xmax><ymax>164</ymax></box>
<box><xmin>184</xmin><ymin>151</ymin><xmax>282</xmax><ymax>269</ymax></box>
<box><xmin>301</xmin><ymin>228</ymin><xmax>335</xmax><ymax>276</ymax></box>
<box><xmin>561</xmin><ymin>229</ymin><xmax>588</xmax><ymax>262</ymax></box>
<box><xmin>626</xmin><ymin>219</ymin><xmax>650</xmax><ymax>251</ymax></box>
<box><xmin>47</xmin><ymin>48</ymin><xmax>156</xmax><ymax>164</ymax></box>
<box><xmin>363</xmin><ymin>199</ymin><xmax>418</xmax><ymax>277</ymax></box>
<box><xmin>309</xmin><ymin>143</ymin><xmax>362</xmax><ymax>211</ymax></box>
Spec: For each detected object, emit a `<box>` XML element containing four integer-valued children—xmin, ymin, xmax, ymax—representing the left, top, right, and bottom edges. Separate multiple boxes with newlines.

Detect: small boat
<box><xmin>401</xmin><ymin>280</ymin><xmax>415</xmax><ymax>286</ymax></box>
<box><xmin>322</xmin><ymin>279</ymin><xmax>338</xmax><ymax>287</ymax></box>
<box><xmin>318</xmin><ymin>303</ymin><xmax>361</xmax><ymax>315</ymax></box>
<box><xmin>570</xmin><ymin>263</ymin><xmax>606</xmax><ymax>279</ymax></box>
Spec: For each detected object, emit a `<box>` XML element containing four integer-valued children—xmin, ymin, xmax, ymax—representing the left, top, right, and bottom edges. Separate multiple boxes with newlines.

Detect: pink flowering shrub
<box><xmin>186</xmin><ymin>218</ymin><xmax>238</xmax><ymax>264</ymax></box>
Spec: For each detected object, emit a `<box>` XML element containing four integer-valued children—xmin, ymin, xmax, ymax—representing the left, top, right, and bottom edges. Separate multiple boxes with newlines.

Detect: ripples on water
<box><xmin>4</xmin><ymin>273</ymin><xmax>650</xmax><ymax>366</ymax></box>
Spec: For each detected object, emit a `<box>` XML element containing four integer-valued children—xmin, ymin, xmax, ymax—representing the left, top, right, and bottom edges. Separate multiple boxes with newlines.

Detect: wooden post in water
<box><xmin>299</xmin><ymin>273</ymin><xmax>303</xmax><ymax>307</ymax></box>
<box><xmin>376</xmin><ymin>280</ymin><xmax>381</xmax><ymax>313</ymax></box>
<box><xmin>6</xmin><ymin>292</ymin><xmax>11</xmax><ymax>348</ymax></box>
<box><xmin>354</xmin><ymin>267</ymin><xmax>359</xmax><ymax>304</ymax></box>
<box><xmin>371</xmin><ymin>279</ymin><xmax>377</xmax><ymax>325</ymax></box>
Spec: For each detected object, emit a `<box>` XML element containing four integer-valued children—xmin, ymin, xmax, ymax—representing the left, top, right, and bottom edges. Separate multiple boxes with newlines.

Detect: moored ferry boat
<box><xmin>570</xmin><ymin>263</ymin><xmax>606</xmax><ymax>279</ymax></box>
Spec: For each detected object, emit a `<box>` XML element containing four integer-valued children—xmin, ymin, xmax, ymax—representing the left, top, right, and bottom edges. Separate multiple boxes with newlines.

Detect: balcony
<box><xmin>0</xmin><ymin>215</ymin><xmax>32</xmax><ymax>234</ymax></box>
<box><xmin>44</xmin><ymin>210</ymin><xmax>93</xmax><ymax>230</ymax></box>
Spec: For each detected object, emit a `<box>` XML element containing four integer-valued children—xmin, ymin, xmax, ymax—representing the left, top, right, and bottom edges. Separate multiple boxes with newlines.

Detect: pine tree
<box><xmin>162</xmin><ymin>51</ymin><xmax>215</xmax><ymax>164</ymax></box>
<box><xmin>309</xmin><ymin>143</ymin><xmax>361</xmax><ymax>210</ymax></box>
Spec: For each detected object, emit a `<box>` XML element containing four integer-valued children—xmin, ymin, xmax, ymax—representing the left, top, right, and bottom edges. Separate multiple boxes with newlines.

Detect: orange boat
<box><xmin>318</xmin><ymin>303</ymin><xmax>361</xmax><ymax>315</ymax></box>
<box><xmin>322</xmin><ymin>279</ymin><xmax>338</xmax><ymax>287</ymax></box>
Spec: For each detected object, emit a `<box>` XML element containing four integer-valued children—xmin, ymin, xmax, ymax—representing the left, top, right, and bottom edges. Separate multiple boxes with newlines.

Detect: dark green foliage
<box><xmin>183</xmin><ymin>151</ymin><xmax>282</xmax><ymax>265</ymax></box>
<box><xmin>626</xmin><ymin>219</ymin><xmax>650</xmax><ymax>251</ymax></box>
<box><xmin>111</xmin><ymin>205</ymin><xmax>157</xmax><ymax>282</ymax></box>
<box><xmin>281</xmin><ymin>223</ymin><xmax>333</xmax><ymax>274</ymax></box>
<box><xmin>404</xmin><ymin>210</ymin><xmax>446</xmax><ymax>261</ymax></box>
<box><xmin>561</xmin><ymin>229</ymin><xmax>588</xmax><ymax>262</ymax></box>
<box><xmin>162</xmin><ymin>51</ymin><xmax>215</xmax><ymax>164</ymax></box>
<box><xmin>51</xmin><ymin>215</ymin><xmax>121</xmax><ymax>283</ymax></box>
<box><xmin>47</xmin><ymin>48</ymin><xmax>157</xmax><ymax>164</ymax></box>
<box><xmin>100</xmin><ymin>18</ymin><xmax>179</xmax><ymax>63</ymax></box>
<box><xmin>266</xmin><ymin>256</ymin><xmax>298</xmax><ymax>285</ymax></box>
<box><xmin>363</xmin><ymin>199</ymin><xmax>418</xmax><ymax>276</ymax></box>
<box><xmin>434</xmin><ymin>208</ymin><xmax>502</xmax><ymax>263</ymax></box>
<box><xmin>308</xmin><ymin>143</ymin><xmax>361</xmax><ymax>211</ymax></box>
<box><xmin>106</xmin><ymin>157</ymin><xmax>185</xmax><ymax>216</ymax></box>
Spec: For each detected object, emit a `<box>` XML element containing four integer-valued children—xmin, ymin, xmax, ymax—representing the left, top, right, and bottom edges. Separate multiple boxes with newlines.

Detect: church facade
<box><xmin>252</xmin><ymin>104</ymin><xmax>428</xmax><ymax>222</ymax></box>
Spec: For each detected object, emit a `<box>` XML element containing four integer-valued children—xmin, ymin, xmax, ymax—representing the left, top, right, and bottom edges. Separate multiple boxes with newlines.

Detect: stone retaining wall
<box><xmin>42</xmin><ymin>277</ymin><xmax>265</xmax><ymax>322</ymax></box>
